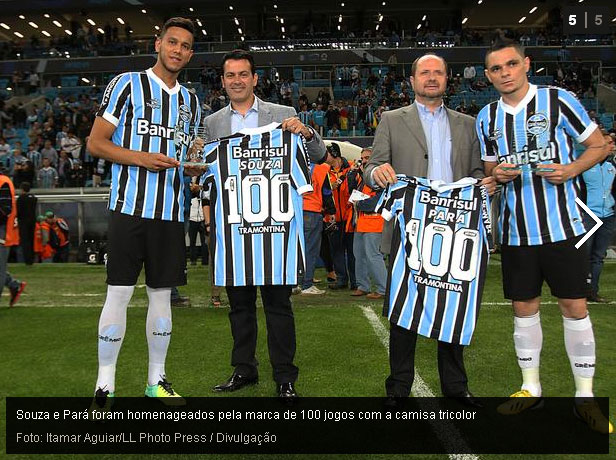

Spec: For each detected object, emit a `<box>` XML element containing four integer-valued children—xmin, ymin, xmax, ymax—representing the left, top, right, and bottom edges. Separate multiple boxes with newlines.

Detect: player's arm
<box><xmin>87</xmin><ymin>117</ymin><xmax>179</xmax><ymax>171</ymax></box>
<box><xmin>536</xmin><ymin>128</ymin><xmax>608</xmax><ymax>184</ymax></box>
<box><xmin>485</xmin><ymin>160</ymin><xmax>521</xmax><ymax>184</ymax></box>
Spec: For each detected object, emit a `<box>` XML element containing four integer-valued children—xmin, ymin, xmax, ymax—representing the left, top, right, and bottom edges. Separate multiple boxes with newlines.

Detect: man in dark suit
<box><xmin>364</xmin><ymin>53</ymin><xmax>495</xmax><ymax>407</ymax></box>
<box><xmin>203</xmin><ymin>49</ymin><xmax>326</xmax><ymax>399</ymax></box>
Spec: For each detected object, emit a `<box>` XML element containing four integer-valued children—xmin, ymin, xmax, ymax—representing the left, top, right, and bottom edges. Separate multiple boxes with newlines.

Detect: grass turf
<box><xmin>0</xmin><ymin>257</ymin><xmax>614</xmax><ymax>459</ymax></box>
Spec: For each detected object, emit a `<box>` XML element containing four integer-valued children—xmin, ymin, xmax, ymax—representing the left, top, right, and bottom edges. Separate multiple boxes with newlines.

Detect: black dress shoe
<box><xmin>447</xmin><ymin>390</ymin><xmax>483</xmax><ymax>408</ymax></box>
<box><xmin>278</xmin><ymin>382</ymin><xmax>298</xmax><ymax>400</ymax></box>
<box><xmin>384</xmin><ymin>395</ymin><xmax>406</xmax><ymax>409</ymax></box>
<box><xmin>213</xmin><ymin>373</ymin><xmax>258</xmax><ymax>392</ymax></box>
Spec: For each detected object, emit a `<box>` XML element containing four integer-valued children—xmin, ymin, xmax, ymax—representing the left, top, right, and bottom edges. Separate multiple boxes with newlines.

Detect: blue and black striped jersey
<box><xmin>202</xmin><ymin>122</ymin><xmax>312</xmax><ymax>286</ymax></box>
<box><xmin>476</xmin><ymin>84</ymin><xmax>595</xmax><ymax>245</ymax></box>
<box><xmin>96</xmin><ymin>68</ymin><xmax>201</xmax><ymax>222</ymax></box>
<box><xmin>377</xmin><ymin>176</ymin><xmax>491</xmax><ymax>345</ymax></box>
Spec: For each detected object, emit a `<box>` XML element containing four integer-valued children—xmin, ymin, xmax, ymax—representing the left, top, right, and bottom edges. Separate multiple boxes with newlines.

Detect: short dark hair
<box><xmin>327</xmin><ymin>143</ymin><xmax>341</xmax><ymax>158</ymax></box>
<box><xmin>21</xmin><ymin>182</ymin><xmax>31</xmax><ymax>192</ymax></box>
<box><xmin>221</xmin><ymin>49</ymin><xmax>256</xmax><ymax>75</ymax></box>
<box><xmin>411</xmin><ymin>53</ymin><xmax>448</xmax><ymax>77</ymax></box>
<box><xmin>485</xmin><ymin>38</ymin><xmax>525</xmax><ymax>66</ymax></box>
<box><xmin>160</xmin><ymin>17</ymin><xmax>195</xmax><ymax>39</ymax></box>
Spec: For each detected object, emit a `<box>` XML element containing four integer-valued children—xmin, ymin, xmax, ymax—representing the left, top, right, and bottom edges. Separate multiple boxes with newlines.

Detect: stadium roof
<box><xmin>0</xmin><ymin>0</ymin><xmax>613</xmax><ymax>41</ymax></box>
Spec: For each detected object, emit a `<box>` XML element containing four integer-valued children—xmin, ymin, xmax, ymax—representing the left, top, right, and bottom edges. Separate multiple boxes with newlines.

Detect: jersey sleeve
<box><xmin>96</xmin><ymin>73</ymin><xmax>132</xmax><ymax>127</ymax></box>
<box><xmin>375</xmin><ymin>181</ymin><xmax>406</xmax><ymax>221</ymax></box>
<box><xmin>290</xmin><ymin>133</ymin><xmax>313</xmax><ymax>196</ymax></box>
<box><xmin>558</xmin><ymin>88</ymin><xmax>597</xmax><ymax>143</ymax></box>
<box><xmin>476</xmin><ymin>108</ymin><xmax>497</xmax><ymax>162</ymax></box>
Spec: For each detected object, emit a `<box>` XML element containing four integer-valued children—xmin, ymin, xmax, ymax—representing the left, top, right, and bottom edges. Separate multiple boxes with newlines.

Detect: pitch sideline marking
<box><xmin>360</xmin><ymin>305</ymin><xmax>480</xmax><ymax>460</ymax></box>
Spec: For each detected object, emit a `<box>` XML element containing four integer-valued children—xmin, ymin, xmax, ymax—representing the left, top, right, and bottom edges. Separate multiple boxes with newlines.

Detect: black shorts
<box><xmin>500</xmin><ymin>235</ymin><xmax>589</xmax><ymax>300</ymax></box>
<box><xmin>106</xmin><ymin>211</ymin><xmax>187</xmax><ymax>288</ymax></box>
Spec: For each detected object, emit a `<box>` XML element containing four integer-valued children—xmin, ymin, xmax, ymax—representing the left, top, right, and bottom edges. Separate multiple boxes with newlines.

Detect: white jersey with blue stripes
<box><xmin>476</xmin><ymin>83</ymin><xmax>595</xmax><ymax>245</ymax></box>
<box><xmin>96</xmin><ymin>68</ymin><xmax>201</xmax><ymax>222</ymax></box>
<box><xmin>202</xmin><ymin>122</ymin><xmax>312</xmax><ymax>286</ymax></box>
<box><xmin>377</xmin><ymin>176</ymin><xmax>491</xmax><ymax>346</ymax></box>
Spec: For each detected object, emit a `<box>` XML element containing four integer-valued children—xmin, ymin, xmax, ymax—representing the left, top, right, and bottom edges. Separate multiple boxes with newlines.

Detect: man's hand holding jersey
<box><xmin>281</xmin><ymin>117</ymin><xmax>313</xmax><ymax>140</ymax></box>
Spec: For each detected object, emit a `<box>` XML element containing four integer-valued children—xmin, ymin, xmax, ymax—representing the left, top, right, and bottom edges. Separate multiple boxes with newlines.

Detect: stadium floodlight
<box><xmin>201</xmin><ymin>29</ymin><xmax>207</xmax><ymax>35</ymax></box>
<box><xmin>382</xmin><ymin>1</ymin><xmax>386</xmax><ymax>5</ymax></box>
<box><xmin>97</xmin><ymin>27</ymin><xmax>104</xmax><ymax>34</ymax></box>
<box><xmin>274</xmin><ymin>4</ymin><xmax>277</xmax><ymax>8</ymax></box>
<box><xmin>341</xmin><ymin>2</ymin><xmax>345</xmax><ymax>6</ymax></box>
<box><xmin>612</xmin><ymin>17</ymin><xmax>616</xmax><ymax>22</ymax></box>
<box><xmin>417</xmin><ymin>24</ymin><xmax>421</xmax><ymax>29</ymax></box>
<box><xmin>0</xmin><ymin>23</ymin><xmax>9</xmax><ymax>30</ymax></box>
<box><xmin>229</xmin><ymin>5</ymin><xmax>234</xmax><ymax>11</ymax></box>
<box><xmin>154</xmin><ymin>25</ymin><xmax>160</xmax><ymax>31</ymax></box>
<box><xmin>529</xmin><ymin>7</ymin><xmax>537</xmax><ymax>13</ymax></box>
<box><xmin>141</xmin><ymin>9</ymin><xmax>147</xmax><ymax>14</ymax></box>
<box><xmin>18</xmin><ymin>15</ymin><xmax>25</xmax><ymax>19</ymax></box>
<box><xmin>28</xmin><ymin>21</ymin><xmax>38</xmax><ymax>28</ymax></box>
<box><xmin>41</xmin><ymin>30</ymin><xmax>51</xmax><ymax>37</ymax></box>
<box><xmin>462</xmin><ymin>17</ymin><xmax>468</xmax><ymax>24</ymax></box>
<box><xmin>422</xmin><ymin>15</ymin><xmax>427</xmax><ymax>21</ymax></box>
<box><xmin>64</xmin><ymin>29</ymin><xmax>72</xmax><ymax>35</ymax></box>
<box><xmin>518</xmin><ymin>16</ymin><xmax>526</xmax><ymax>23</ymax></box>
<box><xmin>87</xmin><ymin>19</ymin><xmax>96</xmax><ymax>26</ymax></box>
<box><xmin>234</xmin><ymin>18</ymin><xmax>239</xmax><ymax>25</ymax></box>
<box><xmin>189</xmin><ymin>7</ymin><xmax>194</xmax><ymax>12</ymax></box>
<box><xmin>14</xmin><ymin>31</ymin><xmax>23</xmax><ymax>38</ymax></box>
<box><xmin>6</xmin><ymin>87</ymin><xmax>11</xmax><ymax>91</ymax></box>
<box><xmin>53</xmin><ymin>20</ymin><xmax>62</xmax><ymax>27</ymax></box>
<box><xmin>196</xmin><ymin>19</ymin><xmax>202</xmax><ymax>26</ymax></box>
<box><xmin>238</xmin><ymin>28</ymin><xmax>242</xmax><ymax>34</ymax></box>
<box><xmin>536</xmin><ymin>67</ymin><xmax>545</xmax><ymax>73</ymax></box>
<box><xmin>117</xmin><ymin>18</ymin><xmax>124</xmax><ymax>25</ymax></box>
<box><xmin>44</xmin><ymin>14</ymin><xmax>50</xmax><ymax>18</ymax></box>
<box><xmin>478</xmin><ymin>0</ymin><xmax>482</xmax><ymax>4</ymax></box>
<box><xmin>81</xmin><ymin>77</ymin><xmax>90</xmax><ymax>84</ymax></box>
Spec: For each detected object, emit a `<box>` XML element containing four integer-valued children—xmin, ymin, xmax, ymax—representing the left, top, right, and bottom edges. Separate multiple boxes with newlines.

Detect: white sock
<box><xmin>563</xmin><ymin>315</ymin><xmax>595</xmax><ymax>398</ymax></box>
<box><xmin>513</xmin><ymin>312</ymin><xmax>542</xmax><ymax>397</ymax></box>
<box><xmin>146</xmin><ymin>287</ymin><xmax>172</xmax><ymax>386</ymax></box>
<box><xmin>95</xmin><ymin>285</ymin><xmax>134</xmax><ymax>394</ymax></box>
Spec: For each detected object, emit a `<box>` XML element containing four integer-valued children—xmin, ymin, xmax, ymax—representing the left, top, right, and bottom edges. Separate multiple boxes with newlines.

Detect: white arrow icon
<box><xmin>575</xmin><ymin>197</ymin><xmax>603</xmax><ymax>249</ymax></box>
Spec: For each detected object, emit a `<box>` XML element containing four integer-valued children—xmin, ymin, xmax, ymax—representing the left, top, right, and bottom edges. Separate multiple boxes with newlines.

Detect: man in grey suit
<box><xmin>364</xmin><ymin>53</ymin><xmax>495</xmax><ymax>407</ymax></box>
<box><xmin>204</xmin><ymin>49</ymin><xmax>326</xmax><ymax>399</ymax></box>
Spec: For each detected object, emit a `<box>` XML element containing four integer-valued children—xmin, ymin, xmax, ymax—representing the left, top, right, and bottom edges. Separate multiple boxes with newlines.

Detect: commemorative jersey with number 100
<box><xmin>377</xmin><ymin>176</ymin><xmax>491</xmax><ymax>345</ymax></box>
<box><xmin>202</xmin><ymin>122</ymin><xmax>313</xmax><ymax>286</ymax></box>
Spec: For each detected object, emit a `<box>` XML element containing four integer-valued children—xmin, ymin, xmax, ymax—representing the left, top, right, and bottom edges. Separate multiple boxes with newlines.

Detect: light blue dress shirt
<box><xmin>416</xmin><ymin>101</ymin><xmax>453</xmax><ymax>183</ymax></box>
<box><xmin>231</xmin><ymin>96</ymin><xmax>259</xmax><ymax>133</ymax></box>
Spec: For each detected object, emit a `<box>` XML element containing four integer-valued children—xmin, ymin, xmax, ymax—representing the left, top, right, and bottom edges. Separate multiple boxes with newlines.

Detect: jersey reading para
<box><xmin>96</xmin><ymin>68</ymin><xmax>201</xmax><ymax>222</ymax></box>
<box><xmin>476</xmin><ymin>84</ymin><xmax>596</xmax><ymax>246</ymax></box>
<box><xmin>377</xmin><ymin>176</ymin><xmax>491</xmax><ymax>345</ymax></box>
<box><xmin>202</xmin><ymin>122</ymin><xmax>312</xmax><ymax>286</ymax></box>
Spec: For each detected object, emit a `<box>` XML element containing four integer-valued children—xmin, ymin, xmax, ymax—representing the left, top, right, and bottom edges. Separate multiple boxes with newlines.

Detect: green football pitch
<box><xmin>1</xmin><ymin>257</ymin><xmax>614</xmax><ymax>459</ymax></box>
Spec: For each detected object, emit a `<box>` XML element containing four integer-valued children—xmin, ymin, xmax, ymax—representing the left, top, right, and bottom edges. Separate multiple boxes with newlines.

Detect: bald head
<box><xmin>411</xmin><ymin>53</ymin><xmax>448</xmax><ymax>77</ymax></box>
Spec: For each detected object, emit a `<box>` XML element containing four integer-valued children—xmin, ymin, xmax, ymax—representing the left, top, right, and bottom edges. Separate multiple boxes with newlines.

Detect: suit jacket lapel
<box><xmin>446</xmin><ymin>108</ymin><xmax>461</xmax><ymax>172</ymax></box>
<box><xmin>219</xmin><ymin>104</ymin><xmax>233</xmax><ymax>137</ymax></box>
<box><xmin>402</xmin><ymin>104</ymin><xmax>428</xmax><ymax>154</ymax></box>
<box><xmin>256</xmin><ymin>97</ymin><xmax>273</xmax><ymax>126</ymax></box>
